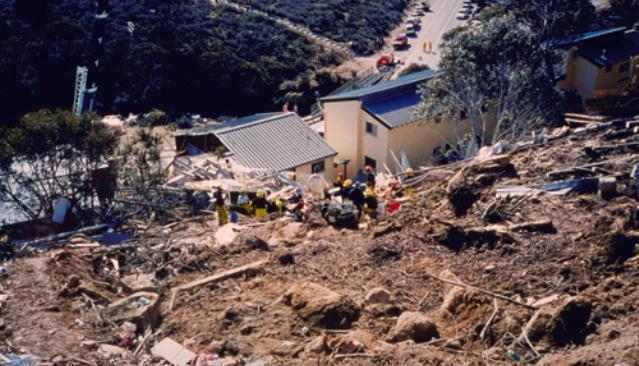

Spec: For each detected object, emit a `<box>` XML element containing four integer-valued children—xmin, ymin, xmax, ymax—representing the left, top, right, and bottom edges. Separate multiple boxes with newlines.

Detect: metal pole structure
<box><xmin>73</xmin><ymin>0</ymin><xmax>109</xmax><ymax>115</ymax></box>
<box><xmin>84</xmin><ymin>0</ymin><xmax>109</xmax><ymax>114</ymax></box>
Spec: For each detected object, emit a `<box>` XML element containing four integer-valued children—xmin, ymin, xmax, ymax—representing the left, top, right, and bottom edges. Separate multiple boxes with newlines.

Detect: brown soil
<box><xmin>1</xmin><ymin>123</ymin><xmax>639</xmax><ymax>365</ymax></box>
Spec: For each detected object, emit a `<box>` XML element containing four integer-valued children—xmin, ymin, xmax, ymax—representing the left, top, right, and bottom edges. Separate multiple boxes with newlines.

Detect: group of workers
<box><xmin>210</xmin><ymin>185</ymin><xmax>304</xmax><ymax>226</ymax></box>
<box><xmin>210</xmin><ymin>164</ymin><xmax>415</xmax><ymax>226</ymax></box>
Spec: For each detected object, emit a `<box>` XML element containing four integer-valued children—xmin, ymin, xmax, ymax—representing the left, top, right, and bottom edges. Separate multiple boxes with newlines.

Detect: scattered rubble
<box><xmin>2</xmin><ymin>119</ymin><xmax>639</xmax><ymax>365</ymax></box>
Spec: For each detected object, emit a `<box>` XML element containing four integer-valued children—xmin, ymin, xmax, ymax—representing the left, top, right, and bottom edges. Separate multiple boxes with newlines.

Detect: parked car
<box><xmin>412</xmin><ymin>9</ymin><xmax>425</xmax><ymax>16</ymax></box>
<box><xmin>456</xmin><ymin>8</ymin><xmax>470</xmax><ymax>20</ymax></box>
<box><xmin>392</xmin><ymin>35</ymin><xmax>408</xmax><ymax>50</ymax></box>
<box><xmin>405</xmin><ymin>23</ymin><xmax>416</xmax><ymax>36</ymax></box>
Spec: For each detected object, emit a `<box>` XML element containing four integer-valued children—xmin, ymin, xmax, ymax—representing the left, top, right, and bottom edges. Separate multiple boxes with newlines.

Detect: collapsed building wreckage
<box><xmin>1</xmin><ymin>117</ymin><xmax>639</xmax><ymax>365</ymax></box>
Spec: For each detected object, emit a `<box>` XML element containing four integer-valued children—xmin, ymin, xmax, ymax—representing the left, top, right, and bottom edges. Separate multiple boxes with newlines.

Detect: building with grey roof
<box><xmin>175</xmin><ymin>112</ymin><xmax>337</xmax><ymax>176</ymax></box>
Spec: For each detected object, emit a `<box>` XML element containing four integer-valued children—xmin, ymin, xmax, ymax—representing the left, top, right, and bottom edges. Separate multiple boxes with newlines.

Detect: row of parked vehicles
<box><xmin>392</xmin><ymin>1</ymin><xmax>430</xmax><ymax>50</ymax></box>
<box><xmin>456</xmin><ymin>0</ymin><xmax>484</xmax><ymax>20</ymax></box>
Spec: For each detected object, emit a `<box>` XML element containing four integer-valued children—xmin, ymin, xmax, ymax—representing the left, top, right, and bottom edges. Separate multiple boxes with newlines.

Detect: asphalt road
<box><xmin>394</xmin><ymin>0</ymin><xmax>466</xmax><ymax>72</ymax></box>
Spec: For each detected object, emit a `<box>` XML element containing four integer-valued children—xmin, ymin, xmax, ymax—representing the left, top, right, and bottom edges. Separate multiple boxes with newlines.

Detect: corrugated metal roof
<box><xmin>362</xmin><ymin>91</ymin><xmax>422</xmax><ymax>129</ymax></box>
<box><xmin>321</xmin><ymin>69</ymin><xmax>439</xmax><ymax>102</ymax></box>
<box><xmin>214</xmin><ymin>112</ymin><xmax>337</xmax><ymax>171</ymax></box>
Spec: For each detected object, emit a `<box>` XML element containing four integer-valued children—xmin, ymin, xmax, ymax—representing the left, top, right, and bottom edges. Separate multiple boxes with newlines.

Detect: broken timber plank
<box><xmin>168</xmin><ymin>259</ymin><xmax>268</xmax><ymax>311</ymax></box>
<box><xmin>509</xmin><ymin>219</ymin><xmax>555</xmax><ymax>233</ymax></box>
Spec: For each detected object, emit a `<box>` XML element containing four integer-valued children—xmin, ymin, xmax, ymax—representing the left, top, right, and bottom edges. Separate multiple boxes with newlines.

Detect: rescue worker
<box><xmin>364</xmin><ymin>184</ymin><xmax>378</xmax><ymax>218</ymax></box>
<box><xmin>0</xmin><ymin>230</ymin><xmax>12</xmax><ymax>261</ymax></box>
<box><xmin>348</xmin><ymin>183</ymin><xmax>366</xmax><ymax>219</ymax></box>
<box><xmin>288</xmin><ymin>187</ymin><xmax>305</xmax><ymax>221</ymax></box>
<box><xmin>307</xmin><ymin>166</ymin><xmax>329</xmax><ymax>200</ymax></box>
<box><xmin>406</xmin><ymin>168</ymin><xmax>414</xmax><ymax>179</ymax></box>
<box><xmin>237</xmin><ymin>190</ymin><xmax>252</xmax><ymax>215</ymax></box>
<box><xmin>267</xmin><ymin>196</ymin><xmax>284</xmax><ymax>215</ymax></box>
<box><xmin>252</xmin><ymin>190</ymin><xmax>268</xmax><ymax>219</ymax></box>
<box><xmin>365</xmin><ymin>165</ymin><xmax>376</xmax><ymax>187</ymax></box>
<box><xmin>212</xmin><ymin>187</ymin><xmax>229</xmax><ymax>226</ymax></box>
<box><xmin>340</xmin><ymin>179</ymin><xmax>352</xmax><ymax>201</ymax></box>
<box><xmin>333</xmin><ymin>172</ymin><xmax>344</xmax><ymax>188</ymax></box>
<box><xmin>404</xmin><ymin>168</ymin><xmax>415</xmax><ymax>195</ymax></box>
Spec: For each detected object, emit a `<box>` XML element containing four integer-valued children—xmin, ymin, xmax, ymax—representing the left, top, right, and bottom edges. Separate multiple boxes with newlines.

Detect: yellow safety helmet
<box><xmin>406</xmin><ymin>168</ymin><xmax>414</xmax><ymax>178</ymax></box>
<box><xmin>343</xmin><ymin>179</ymin><xmax>353</xmax><ymax>188</ymax></box>
<box><xmin>256</xmin><ymin>190</ymin><xmax>265</xmax><ymax>198</ymax></box>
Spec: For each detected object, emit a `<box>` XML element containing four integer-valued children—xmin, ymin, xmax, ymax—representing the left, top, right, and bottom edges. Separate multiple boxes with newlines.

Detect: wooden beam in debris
<box><xmin>168</xmin><ymin>259</ymin><xmax>269</xmax><ymax>311</ymax></box>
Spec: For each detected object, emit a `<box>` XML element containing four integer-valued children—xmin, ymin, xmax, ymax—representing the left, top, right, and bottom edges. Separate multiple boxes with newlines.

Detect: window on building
<box><xmin>365</xmin><ymin>121</ymin><xmax>377</xmax><ymax>136</ymax></box>
<box><xmin>311</xmin><ymin>160</ymin><xmax>325</xmax><ymax>173</ymax></box>
<box><xmin>605</xmin><ymin>65</ymin><xmax>613</xmax><ymax>73</ymax></box>
<box><xmin>459</xmin><ymin>110</ymin><xmax>467</xmax><ymax>120</ymax></box>
<box><xmin>619</xmin><ymin>62</ymin><xmax>631</xmax><ymax>73</ymax></box>
<box><xmin>364</xmin><ymin>156</ymin><xmax>377</xmax><ymax>169</ymax></box>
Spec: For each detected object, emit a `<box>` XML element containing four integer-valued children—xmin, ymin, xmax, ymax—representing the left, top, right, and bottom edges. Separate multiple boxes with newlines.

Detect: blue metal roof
<box><xmin>551</xmin><ymin>27</ymin><xmax>627</xmax><ymax>48</ymax></box>
<box><xmin>578</xmin><ymin>30</ymin><xmax>639</xmax><ymax>67</ymax></box>
<box><xmin>362</xmin><ymin>91</ymin><xmax>422</xmax><ymax>129</ymax></box>
<box><xmin>321</xmin><ymin>69</ymin><xmax>439</xmax><ymax>102</ymax></box>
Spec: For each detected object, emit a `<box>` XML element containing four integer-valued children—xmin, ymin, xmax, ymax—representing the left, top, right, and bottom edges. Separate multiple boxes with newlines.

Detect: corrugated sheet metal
<box><xmin>214</xmin><ymin>113</ymin><xmax>337</xmax><ymax>171</ymax></box>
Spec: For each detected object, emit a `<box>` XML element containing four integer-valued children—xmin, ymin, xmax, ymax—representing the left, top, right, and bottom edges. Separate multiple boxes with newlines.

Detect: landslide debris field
<box><xmin>2</xmin><ymin>122</ymin><xmax>639</xmax><ymax>366</ymax></box>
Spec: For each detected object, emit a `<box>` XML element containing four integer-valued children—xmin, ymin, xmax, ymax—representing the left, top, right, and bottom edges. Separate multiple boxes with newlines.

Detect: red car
<box><xmin>392</xmin><ymin>35</ymin><xmax>408</xmax><ymax>50</ymax></box>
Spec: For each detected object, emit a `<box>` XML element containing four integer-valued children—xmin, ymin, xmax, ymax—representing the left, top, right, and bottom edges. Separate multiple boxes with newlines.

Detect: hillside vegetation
<box><xmin>246</xmin><ymin>0</ymin><xmax>410</xmax><ymax>55</ymax></box>
<box><xmin>0</xmin><ymin>0</ymin><xmax>343</xmax><ymax>127</ymax></box>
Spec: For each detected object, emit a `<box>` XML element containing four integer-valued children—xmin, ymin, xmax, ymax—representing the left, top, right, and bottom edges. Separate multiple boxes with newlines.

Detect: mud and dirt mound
<box><xmin>282</xmin><ymin>281</ymin><xmax>360</xmax><ymax>329</ymax></box>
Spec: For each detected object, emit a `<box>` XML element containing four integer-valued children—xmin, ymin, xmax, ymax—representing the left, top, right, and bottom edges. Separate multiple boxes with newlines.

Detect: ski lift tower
<box><xmin>72</xmin><ymin>0</ymin><xmax>109</xmax><ymax>116</ymax></box>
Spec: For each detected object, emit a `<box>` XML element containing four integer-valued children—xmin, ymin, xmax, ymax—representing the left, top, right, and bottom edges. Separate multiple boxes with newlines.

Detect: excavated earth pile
<box><xmin>1</xmin><ymin>122</ymin><xmax>639</xmax><ymax>365</ymax></box>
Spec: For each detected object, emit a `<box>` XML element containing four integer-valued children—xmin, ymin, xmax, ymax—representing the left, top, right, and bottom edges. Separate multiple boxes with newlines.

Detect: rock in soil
<box><xmin>524</xmin><ymin>296</ymin><xmax>592</xmax><ymax>346</ymax></box>
<box><xmin>282</xmin><ymin>282</ymin><xmax>360</xmax><ymax>329</ymax></box>
<box><xmin>386</xmin><ymin>311</ymin><xmax>439</xmax><ymax>343</ymax></box>
<box><xmin>328</xmin><ymin>329</ymin><xmax>375</xmax><ymax>353</ymax></box>
<box><xmin>229</xmin><ymin>232</ymin><xmax>269</xmax><ymax>253</ymax></box>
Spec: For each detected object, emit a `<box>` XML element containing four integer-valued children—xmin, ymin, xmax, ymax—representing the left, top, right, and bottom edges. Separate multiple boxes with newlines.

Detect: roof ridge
<box><xmin>215</xmin><ymin>112</ymin><xmax>294</xmax><ymax>134</ymax></box>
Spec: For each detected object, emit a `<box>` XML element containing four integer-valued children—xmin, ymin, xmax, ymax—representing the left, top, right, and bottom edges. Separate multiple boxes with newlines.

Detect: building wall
<box><xmin>561</xmin><ymin>54</ymin><xmax>636</xmax><ymax>100</ymax></box>
<box><xmin>594</xmin><ymin>58</ymin><xmax>634</xmax><ymax>96</ymax></box>
<box><xmin>572</xmin><ymin>56</ymin><xmax>600</xmax><ymax>99</ymax></box>
<box><xmin>324</xmin><ymin>100</ymin><xmax>364</xmax><ymax>178</ymax></box>
<box><xmin>558</xmin><ymin>48</ymin><xmax>578</xmax><ymax>91</ymax></box>
<box><xmin>387</xmin><ymin>119</ymin><xmax>473</xmax><ymax>168</ymax></box>
<box><xmin>293</xmin><ymin>157</ymin><xmax>336</xmax><ymax>183</ymax></box>
<box><xmin>361</xmin><ymin>111</ymin><xmax>390</xmax><ymax>173</ymax></box>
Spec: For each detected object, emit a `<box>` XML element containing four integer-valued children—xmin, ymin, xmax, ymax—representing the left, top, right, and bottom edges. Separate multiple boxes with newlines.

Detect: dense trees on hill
<box><xmin>0</xmin><ymin>0</ymin><xmax>344</xmax><ymax>127</ymax></box>
<box><xmin>604</xmin><ymin>0</ymin><xmax>639</xmax><ymax>28</ymax></box>
<box><xmin>246</xmin><ymin>0</ymin><xmax>410</xmax><ymax>55</ymax></box>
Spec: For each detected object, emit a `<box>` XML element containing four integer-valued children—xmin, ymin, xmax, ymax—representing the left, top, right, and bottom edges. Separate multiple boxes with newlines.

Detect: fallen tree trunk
<box><xmin>168</xmin><ymin>259</ymin><xmax>269</xmax><ymax>311</ymax></box>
